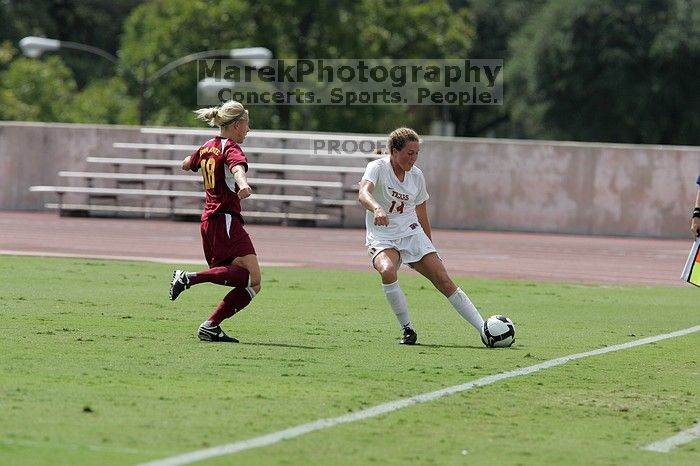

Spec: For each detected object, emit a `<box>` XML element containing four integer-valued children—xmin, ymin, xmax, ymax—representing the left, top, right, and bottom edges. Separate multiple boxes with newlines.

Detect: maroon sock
<box><xmin>207</xmin><ymin>287</ymin><xmax>254</xmax><ymax>326</ymax></box>
<box><xmin>188</xmin><ymin>265</ymin><xmax>249</xmax><ymax>287</ymax></box>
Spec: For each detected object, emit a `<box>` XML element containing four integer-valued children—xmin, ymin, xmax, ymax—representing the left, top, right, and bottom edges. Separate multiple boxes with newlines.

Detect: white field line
<box><xmin>643</xmin><ymin>421</ymin><xmax>700</xmax><ymax>453</ymax></box>
<box><xmin>137</xmin><ymin>324</ymin><xmax>700</xmax><ymax>466</ymax></box>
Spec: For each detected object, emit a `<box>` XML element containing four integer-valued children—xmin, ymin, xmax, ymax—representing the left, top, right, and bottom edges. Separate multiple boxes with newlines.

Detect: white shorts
<box><xmin>367</xmin><ymin>231</ymin><xmax>437</xmax><ymax>266</ymax></box>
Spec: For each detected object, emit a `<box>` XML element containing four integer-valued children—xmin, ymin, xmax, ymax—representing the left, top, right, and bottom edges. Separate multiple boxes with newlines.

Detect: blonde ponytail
<box><xmin>194</xmin><ymin>100</ymin><xmax>248</xmax><ymax>127</ymax></box>
<box><xmin>193</xmin><ymin>107</ymin><xmax>219</xmax><ymax>126</ymax></box>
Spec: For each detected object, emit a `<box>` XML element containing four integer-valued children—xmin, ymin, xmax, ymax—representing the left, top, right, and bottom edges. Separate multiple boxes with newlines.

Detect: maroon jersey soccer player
<box><xmin>169</xmin><ymin>100</ymin><xmax>261</xmax><ymax>342</ymax></box>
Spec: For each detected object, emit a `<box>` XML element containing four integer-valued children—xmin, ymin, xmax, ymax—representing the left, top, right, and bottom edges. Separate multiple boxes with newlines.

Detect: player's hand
<box><xmin>692</xmin><ymin>217</ymin><xmax>700</xmax><ymax>236</ymax></box>
<box><xmin>237</xmin><ymin>185</ymin><xmax>253</xmax><ymax>200</ymax></box>
<box><xmin>373</xmin><ymin>207</ymin><xmax>389</xmax><ymax>226</ymax></box>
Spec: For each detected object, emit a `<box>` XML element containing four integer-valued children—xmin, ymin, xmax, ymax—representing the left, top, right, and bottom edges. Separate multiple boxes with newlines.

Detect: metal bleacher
<box><xmin>31</xmin><ymin>128</ymin><xmax>381</xmax><ymax>226</ymax></box>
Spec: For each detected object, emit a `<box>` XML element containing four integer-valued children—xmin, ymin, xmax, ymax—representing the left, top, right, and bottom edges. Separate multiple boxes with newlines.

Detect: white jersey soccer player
<box><xmin>359</xmin><ymin>127</ymin><xmax>486</xmax><ymax>346</ymax></box>
<box><xmin>362</xmin><ymin>156</ymin><xmax>429</xmax><ymax>243</ymax></box>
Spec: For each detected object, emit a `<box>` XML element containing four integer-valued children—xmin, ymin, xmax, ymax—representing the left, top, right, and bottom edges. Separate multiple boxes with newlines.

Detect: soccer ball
<box><xmin>481</xmin><ymin>315</ymin><xmax>516</xmax><ymax>348</ymax></box>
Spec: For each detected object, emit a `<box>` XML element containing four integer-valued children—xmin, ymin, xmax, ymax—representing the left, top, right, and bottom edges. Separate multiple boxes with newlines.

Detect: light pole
<box><xmin>19</xmin><ymin>36</ymin><xmax>272</xmax><ymax>125</ymax></box>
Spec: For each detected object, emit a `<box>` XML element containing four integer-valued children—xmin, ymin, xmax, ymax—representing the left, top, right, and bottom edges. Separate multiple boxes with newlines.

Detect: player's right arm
<box><xmin>359</xmin><ymin>179</ymin><xmax>388</xmax><ymax>226</ymax></box>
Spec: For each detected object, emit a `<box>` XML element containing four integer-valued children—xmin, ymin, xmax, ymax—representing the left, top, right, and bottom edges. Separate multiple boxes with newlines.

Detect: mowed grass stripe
<box><xmin>2</xmin><ymin>256</ymin><xmax>698</xmax><ymax>466</ymax></box>
<box><xmin>138</xmin><ymin>325</ymin><xmax>700</xmax><ymax>466</ymax></box>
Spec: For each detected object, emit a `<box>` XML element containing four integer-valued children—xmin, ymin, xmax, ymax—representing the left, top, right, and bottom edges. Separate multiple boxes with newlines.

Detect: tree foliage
<box><xmin>0</xmin><ymin>0</ymin><xmax>142</xmax><ymax>124</ymax></box>
<box><xmin>3</xmin><ymin>0</ymin><xmax>700</xmax><ymax>144</ymax></box>
<box><xmin>507</xmin><ymin>0</ymin><xmax>700</xmax><ymax>144</ymax></box>
<box><xmin>118</xmin><ymin>0</ymin><xmax>255</xmax><ymax>126</ymax></box>
<box><xmin>64</xmin><ymin>78</ymin><xmax>139</xmax><ymax>125</ymax></box>
<box><xmin>1</xmin><ymin>0</ymin><xmax>144</xmax><ymax>86</ymax></box>
<box><xmin>116</xmin><ymin>0</ymin><xmax>473</xmax><ymax>132</ymax></box>
<box><xmin>356</xmin><ymin>0</ymin><xmax>473</xmax><ymax>57</ymax></box>
<box><xmin>0</xmin><ymin>56</ymin><xmax>76</xmax><ymax>121</ymax></box>
<box><xmin>453</xmin><ymin>0</ymin><xmax>546</xmax><ymax>137</ymax></box>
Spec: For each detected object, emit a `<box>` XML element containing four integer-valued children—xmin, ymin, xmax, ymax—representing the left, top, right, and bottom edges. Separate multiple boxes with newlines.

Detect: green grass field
<box><xmin>1</xmin><ymin>255</ymin><xmax>698</xmax><ymax>466</ymax></box>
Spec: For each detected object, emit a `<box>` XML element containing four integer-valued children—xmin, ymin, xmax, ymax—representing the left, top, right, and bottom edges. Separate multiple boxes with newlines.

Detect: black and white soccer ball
<box><xmin>481</xmin><ymin>315</ymin><xmax>516</xmax><ymax>348</ymax></box>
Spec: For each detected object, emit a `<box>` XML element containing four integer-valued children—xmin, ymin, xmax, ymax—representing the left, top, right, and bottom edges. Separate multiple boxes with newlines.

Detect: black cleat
<box><xmin>400</xmin><ymin>326</ymin><xmax>417</xmax><ymax>345</ymax></box>
<box><xmin>169</xmin><ymin>270</ymin><xmax>190</xmax><ymax>301</ymax></box>
<box><xmin>197</xmin><ymin>325</ymin><xmax>239</xmax><ymax>343</ymax></box>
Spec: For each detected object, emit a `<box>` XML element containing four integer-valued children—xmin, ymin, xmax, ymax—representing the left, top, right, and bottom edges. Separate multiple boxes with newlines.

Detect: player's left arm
<box><xmin>416</xmin><ymin>202</ymin><xmax>432</xmax><ymax>241</ymax></box>
<box><xmin>231</xmin><ymin>164</ymin><xmax>252</xmax><ymax>199</ymax></box>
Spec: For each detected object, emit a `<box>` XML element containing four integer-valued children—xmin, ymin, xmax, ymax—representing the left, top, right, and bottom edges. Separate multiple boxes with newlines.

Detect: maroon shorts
<box><xmin>200</xmin><ymin>213</ymin><xmax>256</xmax><ymax>267</ymax></box>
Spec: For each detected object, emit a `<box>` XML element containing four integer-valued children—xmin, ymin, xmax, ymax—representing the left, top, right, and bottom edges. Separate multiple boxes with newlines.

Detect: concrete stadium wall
<box><xmin>1</xmin><ymin>121</ymin><xmax>699</xmax><ymax>238</ymax></box>
<box><xmin>419</xmin><ymin>137</ymin><xmax>700</xmax><ymax>238</ymax></box>
<box><xmin>0</xmin><ymin>122</ymin><xmax>144</xmax><ymax>211</ymax></box>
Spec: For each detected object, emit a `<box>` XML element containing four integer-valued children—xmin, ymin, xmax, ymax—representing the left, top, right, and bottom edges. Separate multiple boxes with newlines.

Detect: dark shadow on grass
<box><xmin>416</xmin><ymin>343</ymin><xmax>490</xmax><ymax>349</ymax></box>
<box><xmin>239</xmin><ymin>341</ymin><xmax>327</xmax><ymax>350</ymax></box>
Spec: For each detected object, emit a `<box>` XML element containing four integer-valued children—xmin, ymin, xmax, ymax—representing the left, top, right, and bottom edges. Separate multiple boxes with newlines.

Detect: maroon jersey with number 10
<box><xmin>187</xmin><ymin>136</ymin><xmax>248</xmax><ymax>221</ymax></box>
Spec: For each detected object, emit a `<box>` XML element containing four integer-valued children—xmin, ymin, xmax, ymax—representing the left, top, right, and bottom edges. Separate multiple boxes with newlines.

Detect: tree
<box><xmin>119</xmin><ymin>0</ymin><xmax>256</xmax><ymax>126</ymax></box>
<box><xmin>646</xmin><ymin>0</ymin><xmax>700</xmax><ymax>144</ymax></box>
<box><xmin>0</xmin><ymin>56</ymin><xmax>76</xmax><ymax>121</ymax></box>
<box><xmin>64</xmin><ymin>78</ymin><xmax>139</xmax><ymax>125</ymax></box>
<box><xmin>355</xmin><ymin>0</ymin><xmax>473</xmax><ymax>57</ymax></box>
<box><xmin>118</xmin><ymin>0</ymin><xmax>476</xmax><ymax>133</ymax></box>
<box><xmin>2</xmin><ymin>0</ymin><xmax>144</xmax><ymax>87</ymax></box>
<box><xmin>4</xmin><ymin>0</ymin><xmax>476</xmax><ymax>133</ymax></box>
<box><xmin>351</xmin><ymin>0</ymin><xmax>476</xmax><ymax>135</ymax></box>
<box><xmin>507</xmin><ymin>0</ymin><xmax>700</xmax><ymax>144</ymax></box>
<box><xmin>0</xmin><ymin>0</ymin><xmax>145</xmax><ymax>124</ymax></box>
<box><xmin>451</xmin><ymin>0</ymin><xmax>547</xmax><ymax>137</ymax></box>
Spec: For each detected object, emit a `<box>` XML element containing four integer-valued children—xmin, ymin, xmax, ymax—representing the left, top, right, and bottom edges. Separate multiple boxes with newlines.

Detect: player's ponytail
<box><xmin>193</xmin><ymin>107</ymin><xmax>219</xmax><ymax>126</ymax></box>
<box><xmin>194</xmin><ymin>100</ymin><xmax>248</xmax><ymax>127</ymax></box>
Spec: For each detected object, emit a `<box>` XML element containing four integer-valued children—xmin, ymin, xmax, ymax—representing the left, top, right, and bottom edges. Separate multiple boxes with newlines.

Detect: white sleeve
<box><xmin>362</xmin><ymin>160</ymin><xmax>380</xmax><ymax>185</ymax></box>
<box><xmin>415</xmin><ymin>171</ymin><xmax>429</xmax><ymax>205</ymax></box>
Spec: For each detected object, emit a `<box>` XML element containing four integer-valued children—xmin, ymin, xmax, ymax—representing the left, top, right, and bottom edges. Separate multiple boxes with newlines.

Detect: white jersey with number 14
<box><xmin>362</xmin><ymin>157</ymin><xmax>429</xmax><ymax>244</ymax></box>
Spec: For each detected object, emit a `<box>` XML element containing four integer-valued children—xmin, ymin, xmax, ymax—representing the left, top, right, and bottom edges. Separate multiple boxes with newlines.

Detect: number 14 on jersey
<box><xmin>389</xmin><ymin>200</ymin><xmax>404</xmax><ymax>214</ymax></box>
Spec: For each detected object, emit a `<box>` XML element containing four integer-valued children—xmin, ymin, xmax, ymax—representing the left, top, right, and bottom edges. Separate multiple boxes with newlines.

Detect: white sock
<box><xmin>382</xmin><ymin>281</ymin><xmax>411</xmax><ymax>328</ymax></box>
<box><xmin>448</xmin><ymin>288</ymin><xmax>484</xmax><ymax>331</ymax></box>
